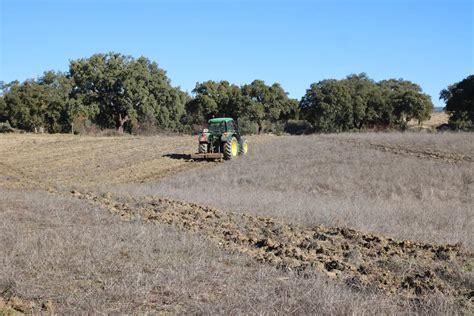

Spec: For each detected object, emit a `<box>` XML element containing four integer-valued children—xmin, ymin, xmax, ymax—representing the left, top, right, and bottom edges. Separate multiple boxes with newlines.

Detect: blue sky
<box><xmin>1</xmin><ymin>0</ymin><xmax>473</xmax><ymax>106</ymax></box>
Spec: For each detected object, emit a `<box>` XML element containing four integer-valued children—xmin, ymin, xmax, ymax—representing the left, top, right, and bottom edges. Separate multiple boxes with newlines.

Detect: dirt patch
<box><xmin>0</xmin><ymin>134</ymin><xmax>200</xmax><ymax>190</ymax></box>
<box><xmin>0</xmin><ymin>296</ymin><xmax>53</xmax><ymax>315</ymax></box>
<box><xmin>73</xmin><ymin>191</ymin><xmax>473</xmax><ymax>307</ymax></box>
<box><xmin>0</xmin><ymin>278</ymin><xmax>53</xmax><ymax>315</ymax></box>
<box><xmin>0</xmin><ymin>134</ymin><xmax>268</xmax><ymax>190</ymax></box>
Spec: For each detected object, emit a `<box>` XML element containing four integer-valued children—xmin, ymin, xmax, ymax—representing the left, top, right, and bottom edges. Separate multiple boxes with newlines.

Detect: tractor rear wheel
<box><xmin>224</xmin><ymin>137</ymin><xmax>238</xmax><ymax>160</ymax></box>
<box><xmin>199</xmin><ymin>142</ymin><xmax>208</xmax><ymax>153</ymax></box>
<box><xmin>239</xmin><ymin>138</ymin><xmax>248</xmax><ymax>155</ymax></box>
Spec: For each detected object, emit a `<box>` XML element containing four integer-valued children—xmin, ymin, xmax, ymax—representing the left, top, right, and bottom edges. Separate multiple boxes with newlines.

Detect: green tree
<box><xmin>0</xmin><ymin>81</ymin><xmax>6</xmax><ymax>122</ymax></box>
<box><xmin>396</xmin><ymin>90</ymin><xmax>432</xmax><ymax>124</ymax></box>
<box><xmin>378</xmin><ymin>79</ymin><xmax>433</xmax><ymax>127</ymax></box>
<box><xmin>39</xmin><ymin>71</ymin><xmax>73</xmax><ymax>132</ymax></box>
<box><xmin>3</xmin><ymin>80</ymin><xmax>46</xmax><ymax>131</ymax></box>
<box><xmin>69</xmin><ymin>52</ymin><xmax>185</xmax><ymax>133</ymax></box>
<box><xmin>440</xmin><ymin>75</ymin><xmax>474</xmax><ymax>130</ymax></box>
<box><xmin>187</xmin><ymin>79</ymin><xmax>298</xmax><ymax>133</ymax></box>
<box><xmin>185</xmin><ymin>80</ymin><xmax>244</xmax><ymax>126</ymax></box>
<box><xmin>0</xmin><ymin>97</ymin><xmax>6</xmax><ymax>122</ymax></box>
<box><xmin>241</xmin><ymin>80</ymin><xmax>298</xmax><ymax>132</ymax></box>
<box><xmin>344</xmin><ymin>73</ymin><xmax>378</xmax><ymax>129</ymax></box>
<box><xmin>364</xmin><ymin>86</ymin><xmax>388</xmax><ymax>128</ymax></box>
<box><xmin>300</xmin><ymin>79</ymin><xmax>353</xmax><ymax>132</ymax></box>
<box><xmin>2</xmin><ymin>72</ymin><xmax>72</xmax><ymax>133</ymax></box>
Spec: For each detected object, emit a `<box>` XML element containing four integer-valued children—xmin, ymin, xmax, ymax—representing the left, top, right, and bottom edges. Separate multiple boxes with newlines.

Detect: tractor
<box><xmin>191</xmin><ymin>117</ymin><xmax>248</xmax><ymax>161</ymax></box>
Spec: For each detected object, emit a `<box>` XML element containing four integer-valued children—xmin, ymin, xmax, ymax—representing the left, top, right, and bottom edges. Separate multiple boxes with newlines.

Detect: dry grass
<box><xmin>118</xmin><ymin>132</ymin><xmax>474</xmax><ymax>250</ymax></box>
<box><xmin>1</xmin><ymin>132</ymin><xmax>473</xmax><ymax>314</ymax></box>
<box><xmin>408</xmin><ymin>112</ymin><xmax>449</xmax><ymax>129</ymax></box>
<box><xmin>1</xmin><ymin>188</ymin><xmax>448</xmax><ymax>314</ymax></box>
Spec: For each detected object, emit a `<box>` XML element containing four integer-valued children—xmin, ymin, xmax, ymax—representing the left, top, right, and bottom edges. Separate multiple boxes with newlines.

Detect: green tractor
<box><xmin>191</xmin><ymin>117</ymin><xmax>248</xmax><ymax>161</ymax></box>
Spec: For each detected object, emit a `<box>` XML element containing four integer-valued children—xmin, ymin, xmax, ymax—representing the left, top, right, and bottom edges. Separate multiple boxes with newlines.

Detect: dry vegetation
<box><xmin>119</xmin><ymin>133</ymin><xmax>474</xmax><ymax>249</ymax></box>
<box><xmin>1</xmin><ymin>132</ymin><xmax>473</xmax><ymax>314</ymax></box>
<box><xmin>1</xmin><ymin>189</ymin><xmax>434</xmax><ymax>314</ymax></box>
<box><xmin>408</xmin><ymin>112</ymin><xmax>449</xmax><ymax>129</ymax></box>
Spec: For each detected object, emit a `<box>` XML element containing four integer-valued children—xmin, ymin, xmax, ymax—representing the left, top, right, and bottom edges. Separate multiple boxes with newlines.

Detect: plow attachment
<box><xmin>190</xmin><ymin>152</ymin><xmax>224</xmax><ymax>161</ymax></box>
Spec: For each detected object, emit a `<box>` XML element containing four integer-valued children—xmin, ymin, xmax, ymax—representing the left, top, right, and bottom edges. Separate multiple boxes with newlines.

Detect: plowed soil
<box><xmin>0</xmin><ymin>134</ymin><xmax>200</xmax><ymax>189</ymax></box>
<box><xmin>0</xmin><ymin>134</ymin><xmax>269</xmax><ymax>190</ymax></box>
<box><xmin>0</xmin><ymin>296</ymin><xmax>53</xmax><ymax>314</ymax></box>
<box><xmin>72</xmin><ymin>191</ymin><xmax>473</xmax><ymax>306</ymax></box>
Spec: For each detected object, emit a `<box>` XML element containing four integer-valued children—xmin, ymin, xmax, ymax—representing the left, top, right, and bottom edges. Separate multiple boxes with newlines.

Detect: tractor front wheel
<box><xmin>224</xmin><ymin>137</ymin><xmax>238</xmax><ymax>160</ymax></box>
<box><xmin>199</xmin><ymin>142</ymin><xmax>208</xmax><ymax>153</ymax></box>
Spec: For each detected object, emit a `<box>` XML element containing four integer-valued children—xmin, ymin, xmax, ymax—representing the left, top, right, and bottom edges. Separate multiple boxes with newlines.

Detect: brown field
<box><xmin>1</xmin><ymin>132</ymin><xmax>473</xmax><ymax>314</ymax></box>
<box><xmin>408</xmin><ymin>111</ymin><xmax>449</xmax><ymax>129</ymax></box>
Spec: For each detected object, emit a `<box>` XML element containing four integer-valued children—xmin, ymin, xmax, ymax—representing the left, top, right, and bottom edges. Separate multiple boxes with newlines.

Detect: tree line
<box><xmin>0</xmin><ymin>52</ymin><xmax>472</xmax><ymax>134</ymax></box>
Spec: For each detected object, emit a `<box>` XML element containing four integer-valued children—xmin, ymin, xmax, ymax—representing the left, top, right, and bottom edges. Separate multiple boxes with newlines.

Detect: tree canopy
<box><xmin>440</xmin><ymin>75</ymin><xmax>474</xmax><ymax>130</ymax></box>
<box><xmin>0</xmin><ymin>53</ymin><xmax>187</xmax><ymax>133</ymax></box>
<box><xmin>301</xmin><ymin>74</ymin><xmax>433</xmax><ymax>132</ymax></box>
<box><xmin>0</xmin><ymin>53</ymin><xmax>442</xmax><ymax>135</ymax></box>
<box><xmin>185</xmin><ymin>79</ymin><xmax>298</xmax><ymax>133</ymax></box>
<box><xmin>1</xmin><ymin>72</ymin><xmax>71</xmax><ymax>133</ymax></box>
<box><xmin>241</xmin><ymin>80</ymin><xmax>299</xmax><ymax>132</ymax></box>
<box><xmin>69</xmin><ymin>53</ymin><xmax>186</xmax><ymax>133</ymax></box>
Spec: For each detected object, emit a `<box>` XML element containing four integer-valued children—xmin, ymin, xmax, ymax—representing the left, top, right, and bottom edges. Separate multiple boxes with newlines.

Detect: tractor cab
<box><xmin>208</xmin><ymin>117</ymin><xmax>236</xmax><ymax>135</ymax></box>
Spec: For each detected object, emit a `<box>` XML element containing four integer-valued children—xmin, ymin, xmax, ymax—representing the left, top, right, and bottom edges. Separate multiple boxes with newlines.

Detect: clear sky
<box><xmin>1</xmin><ymin>0</ymin><xmax>473</xmax><ymax>106</ymax></box>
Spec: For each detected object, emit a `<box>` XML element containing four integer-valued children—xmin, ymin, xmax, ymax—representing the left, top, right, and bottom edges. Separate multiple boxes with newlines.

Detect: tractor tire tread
<box><xmin>223</xmin><ymin>137</ymin><xmax>236</xmax><ymax>160</ymax></box>
<box><xmin>199</xmin><ymin>143</ymin><xmax>208</xmax><ymax>154</ymax></box>
<box><xmin>239</xmin><ymin>138</ymin><xmax>247</xmax><ymax>155</ymax></box>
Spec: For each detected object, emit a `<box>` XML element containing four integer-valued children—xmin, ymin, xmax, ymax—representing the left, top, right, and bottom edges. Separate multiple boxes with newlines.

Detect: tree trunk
<box><xmin>117</xmin><ymin>114</ymin><xmax>129</xmax><ymax>134</ymax></box>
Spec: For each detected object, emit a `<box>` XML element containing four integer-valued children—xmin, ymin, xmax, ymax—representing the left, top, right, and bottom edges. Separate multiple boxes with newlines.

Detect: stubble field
<box><xmin>0</xmin><ymin>132</ymin><xmax>473</xmax><ymax>314</ymax></box>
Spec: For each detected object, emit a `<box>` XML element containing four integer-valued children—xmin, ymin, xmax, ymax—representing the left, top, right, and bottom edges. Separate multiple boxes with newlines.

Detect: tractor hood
<box><xmin>208</xmin><ymin>117</ymin><xmax>234</xmax><ymax>124</ymax></box>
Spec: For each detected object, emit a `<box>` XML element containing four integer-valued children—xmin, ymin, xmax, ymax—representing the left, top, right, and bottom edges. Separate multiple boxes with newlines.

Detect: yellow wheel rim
<box><xmin>243</xmin><ymin>143</ymin><xmax>248</xmax><ymax>154</ymax></box>
<box><xmin>231</xmin><ymin>141</ymin><xmax>238</xmax><ymax>156</ymax></box>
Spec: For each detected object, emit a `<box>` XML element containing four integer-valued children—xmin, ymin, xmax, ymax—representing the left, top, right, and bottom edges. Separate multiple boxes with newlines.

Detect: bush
<box><xmin>0</xmin><ymin>121</ymin><xmax>15</xmax><ymax>133</ymax></box>
<box><xmin>237</xmin><ymin>118</ymin><xmax>259</xmax><ymax>135</ymax></box>
<box><xmin>284</xmin><ymin>120</ymin><xmax>313</xmax><ymax>135</ymax></box>
<box><xmin>257</xmin><ymin>120</ymin><xmax>284</xmax><ymax>135</ymax></box>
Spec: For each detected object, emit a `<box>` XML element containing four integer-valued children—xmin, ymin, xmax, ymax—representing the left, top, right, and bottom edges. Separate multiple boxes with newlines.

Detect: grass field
<box><xmin>1</xmin><ymin>132</ymin><xmax>473</xmax><ymax>314</ymax></box>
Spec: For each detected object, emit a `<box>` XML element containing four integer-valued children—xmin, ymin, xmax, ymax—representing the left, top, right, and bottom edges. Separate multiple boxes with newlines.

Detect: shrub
<box><xmin>237</xmin><ymin>118</ymin><xmax>259</xmax><ymax>135</ymax></box>
<box><xmin>0</xmin><ymin>121</ymin><xmax>15</xmax><ymax>133</ymax></box>
<box><xmin>284</xmin><ymin>120</ymin><xmax>313</xmax><ymax>135</ymax></box>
